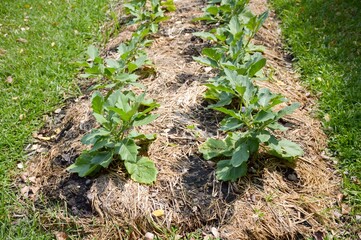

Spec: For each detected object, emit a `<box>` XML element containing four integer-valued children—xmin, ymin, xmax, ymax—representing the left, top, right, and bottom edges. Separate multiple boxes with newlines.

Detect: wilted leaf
<box><xmin>152</xmin><ymin>209</ymin><xmax>164</xmax><ymax>217</ymax></box>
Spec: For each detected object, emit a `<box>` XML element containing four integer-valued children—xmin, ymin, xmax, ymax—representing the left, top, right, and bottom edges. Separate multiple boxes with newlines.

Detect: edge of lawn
<box><xmin>0</xmin><ymin>1</ymin><xmax>117</xmax><ymax>239</ymax></box>
<box><xmin>270</xmin><ymin>0</ymin><xmax>361</xmax><ymax>228</ymax></box>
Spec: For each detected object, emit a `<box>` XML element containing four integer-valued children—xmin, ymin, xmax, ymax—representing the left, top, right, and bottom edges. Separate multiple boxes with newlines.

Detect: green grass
<box><xmin>0</xmin><ymin>0</ymin><xmax>112</xmax><ymax>238</ymax></box>
<box><xmin>270</xmin><ymin>0</ymin><xmax>361</xmax><ymax>214</ymax></box>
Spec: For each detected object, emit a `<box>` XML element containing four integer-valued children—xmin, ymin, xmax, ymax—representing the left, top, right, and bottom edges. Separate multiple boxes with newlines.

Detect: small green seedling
<box><xmin>68</xmin><ymin>90</ymin><xmax>159</xmax><ymax>184</ymax></box>
<box><xmin>124</xmin><ymin>0</ymin><xmax>174</xmax><ymax>33</ymax></box>
<box><xmin>193</xmin><ymin>10</ymin><xmax>268</xmax><ymax>77</ymax></box>
<box><xmin>79</xmin><ymin>27</ymin><xmax>153</xmax><ymax>93</ymax></box>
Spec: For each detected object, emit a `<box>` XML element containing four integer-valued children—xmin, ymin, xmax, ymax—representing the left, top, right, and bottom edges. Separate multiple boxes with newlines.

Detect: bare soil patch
<box><xmin>19</xmin><ymin>0</ymin><xmax>342</xmax><ymax>239</ymax></box>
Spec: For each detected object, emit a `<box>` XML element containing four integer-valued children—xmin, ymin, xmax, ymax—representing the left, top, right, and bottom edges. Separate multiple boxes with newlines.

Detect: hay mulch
<box><xmin>18</xmin><ymin>0</ymin><xmax>344</xmax><ymax>239</ymax></box>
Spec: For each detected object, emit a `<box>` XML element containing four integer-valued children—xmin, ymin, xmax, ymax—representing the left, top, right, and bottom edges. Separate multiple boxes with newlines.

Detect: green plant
<box><xmin>79</xmin><ymin>27</ymin><xmax>153</xmax><ymax>92</ymax></box>
<box><xmin>124</xmin><ymin>0</ymin><xmax>174</xmax><ymax>33</ymax></box>
<box><xmin>199</xmin><ymin>69</ymin><xmax>303</xmax><ymax>181</ymax></box>
<box><xmin>194</xmin><ymin>0</ymin><xmax>250</xmax><ymax>24</ymax></box>
<box><xmin>68</xmin><ymin>90</ymin><xmax>159</xmax><ymax>184</ymax></box>
<box><xmin>193</xmin><ymin>10</ymin><xmax>268</xmax><ymax>77</ymax></box>
<box><xmin>192</xmin><ymin>0</ymin><xmax>303</xmax><ymax>181</ymax></box>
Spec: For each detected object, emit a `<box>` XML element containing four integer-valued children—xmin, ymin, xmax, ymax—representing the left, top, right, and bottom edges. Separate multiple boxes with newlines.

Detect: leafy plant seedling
<box><xmin>199</xmin><ymin>69</ymin><xmax>303</xmax><ymax>181</ymax></box>
<box><xmin>68</xmin><ymin>90</ymin><xmax>159</xmax><ymax>184</ymax></box>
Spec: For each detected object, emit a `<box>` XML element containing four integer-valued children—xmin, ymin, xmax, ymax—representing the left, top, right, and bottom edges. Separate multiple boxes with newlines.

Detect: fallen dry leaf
<box><xmin>6</xmin><ymin>76</ymin><xmax>13</xmax><ymax>84</ymax></box>
<box><xmin>16</xmin><ymin>38</ymin><xmax>28</xmax><ymax>43</ymax></box>
<box><xmin>337</xmin><ymin>193</ymin><xmax>344</xmax><ymax>205</ymax></box>
<box><xmin>20</xmin><ymin>186</ymin><xmax>30</xmax><ymax>198</ymax></box>
<box><xmin>54</xmin><ymin>231</ymin><xmax>68</xmax><ymax>240</ymax></box>
<box><xmin>28</xmin><ymin>176</ymin><xmax>36</xmax><ymax>183</ymax></box>
<box><xmin>152</xmin><ymin>209</ymin><xmax>164</xmax><ymax>217</ymax></box>
<box><xmin>341</xmin><ymin>203</ymin><xmax>351</xmax><ymax>215</ymax></box>
<box><xmin>0</xmin><ymin>48</ymin><xmax>6</xmax><ymax>56</ymax></box>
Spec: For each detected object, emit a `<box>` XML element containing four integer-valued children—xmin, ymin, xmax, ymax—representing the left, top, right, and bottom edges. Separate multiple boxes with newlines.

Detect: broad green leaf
<box><xmin>115</xmin><ymin>92</ymin><xmax>132</xmax><ymax>112</ymax></box>
<box><xmin>105</xmin><ymin>59</ymin><xmax>120</xmax><ymax>69</ymax></box>
<box><xmin>204</xmin><ymin>83</ymin><xmax>235</xmax><ymax>95</ymax></box>
<box><xmin>117</xmin><ymin>138</ymin><xmax>139</xmax><ymax>162</ymax></box>
<box><xmin>229</xmin><ymin>16</ymin><xmax>241</xmax><ymax>36</ymax></box>
<box><xmin>129</xmin><ymin>131</ymin><xmax>156</xmax><ymax>140</ymax></box>
<box><xmin>276</xmin><ymin>103</ymin><xmax>300</xmax><ymax>120</ymax></box>
<box><xmin>91</xmin><ymin>92</ymin><xmax>104</xmax><ymax>114</ymax></box>
<box><xmin>202</xmin><ymin>48</ymin><xmax>223</xmax><ymax>61</ymax></box>
<box><xmin>220</xmin><ymin>117</ymin><xmax>243</xmax><ymax>131</ymax></box>
<box><xmin>106</xmin><ymin>90</ymin><xmax>122</xmax><ymax>107</ymax></box>
<box><xmin>213</xmin><ymin>107</ymin><xmax>239</xmax><ymax>119</ymax></box>
<box><xmin>199</xmin><ymin>138</ymin><xmax>228</xmax><ymax>160</ymax></box>
<box><xmin>150</xmin><ymin>23</ymin><xmax>158</xmax><ymax>33</ymax></box>
<box><xmin>245</xmin><ymin>137</ymin><xmax>260</xmax><ymax>155</ymax></box>
<box><xmin>230</xmin><ymin>143</ymin><xmax>249</xmax><ymax>167</ymax></box>
<box><xmin>267</xmin><ymin>122</ymin><xmax>288</xmax><ymax>131</ymax></box>
<box><xmin>255</xmin><ymin>110</ymin><xmax>276</xmax><ymax>123</ymax></box>
<box><xmin>216</xmin><ymin>160</ymin><xmax>247</xmax><ymax>181</ymax></box>
<box><xmin>90</xmin><ymin>151</ymin><xmax>114</xmax><ymax>168</ymax></box>
<box><xmin>114</xmin><ymin>73</ymin><xmax>139</xmax><ymax>83</ymax></box>
<box><xmin>161</xmin><ymin>0</ymin><xmax>176</xmax><ymax>12</ymax></box>
<box><xmin>107</xmin><ymin>106</ymin><xmax>133</xmax><ymax>122</ymax></box>
<box><xmin>206</xmin><ymin>6</ymin><xmax>219</xmax><ymax>15</ymax></box>
<box><xmin>257</xmin><ymin>88</ymin><xmax>272</xmax><ymax>108</ymax></box>
<box><xmin>133</xmin><ymin>114</ymin><xmax>159</xmax><ymax>126</ymax></box>
<box><xmin>81</xmin><ymin>128</ymin><xmax>110</xmax><ymax>145</ymax></box>
<box><xmin>267</xmin><ymin>138</ymin><xmax>303</xmax><ymax>161</ymax></box>
<box><xmin>247</xmin><ymin>53</ymin><xmax>266</xmax><ymax>76</ymax></box>
<box><xmin>124</xmin><ymin>157</ymin><xmax>158</xmax><ymax>184</ymax></box>
<box><xmin>85</xmin><ymin>66</ymin><xmax>101</xmax><ymax>75</ymax></box>
<box><xmin>208</xmin><ymin>92</ymin><xmax>233</xmax><ymax>108</ymax></box>
<box><xmin>67</xmin><ymin>151</ymin><xmax>101</xmax><ymax>177</ymax></box>
<box><xmin>87</xmin><ymin>45</ymin><xmax>99</xmax><ymax>60</ymax></box>
<box><xmin>193</xmin><ymin>56</ymin><xmax>218</xmax><ymax>68</ymax></box>
<box><xmin>192</xmin><ymin>32</ymin><xmax>217</xmax><ymax>41</ymax></box>
<box><xmin>90</xmin><ymin>138</ymin><xmax>114</xmax><ymax>152</ymax></box>
<box><xmin>93</xmin><ymin>112</ymin><xmax>108</xmax><ymax>125</ymax></box>
<box><xmin>255</xmin><ymin>130</ymin><xmax>271</xmax><ymax>143</ymax></box>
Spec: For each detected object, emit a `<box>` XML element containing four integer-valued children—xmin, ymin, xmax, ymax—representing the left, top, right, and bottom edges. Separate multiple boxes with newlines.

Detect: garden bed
<box><xmin>19</xmin><ymin>0</ymin><xmax>342</xmax><ymax>239</ymax></box>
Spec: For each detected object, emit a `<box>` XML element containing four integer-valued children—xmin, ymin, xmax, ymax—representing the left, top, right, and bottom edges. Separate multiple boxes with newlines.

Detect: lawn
<box><xmin>271</xmin><ymin>0</ymin><xmax>361</xmax><ymax>215</ymax></box>
<box><xmin>0</xmin><ymin>0</ymin><xmax>112</xmax><ymax>238</ymax></box>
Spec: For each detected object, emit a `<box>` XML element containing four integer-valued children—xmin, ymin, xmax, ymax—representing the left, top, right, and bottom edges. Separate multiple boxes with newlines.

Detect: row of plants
<box><xmin>67</xmin><ymin>0</ymin><xmax>303</xmax><ymax>184</ymax></box>
<box><xmin>194</xmin><ymin>0</ymin><xmax>304</xmax><ymax>181</ymax></box>
<box><xmin>67</xmin><ymin>0</ymin><xmax>176</xmax><ymax>184</ymax></box>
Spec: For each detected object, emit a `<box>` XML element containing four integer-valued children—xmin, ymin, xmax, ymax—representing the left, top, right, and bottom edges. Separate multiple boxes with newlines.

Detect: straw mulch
<box><xmin>21</xmin><ymin>0</ymin><xmax>342</xmax><ymax>239</ymax></box>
